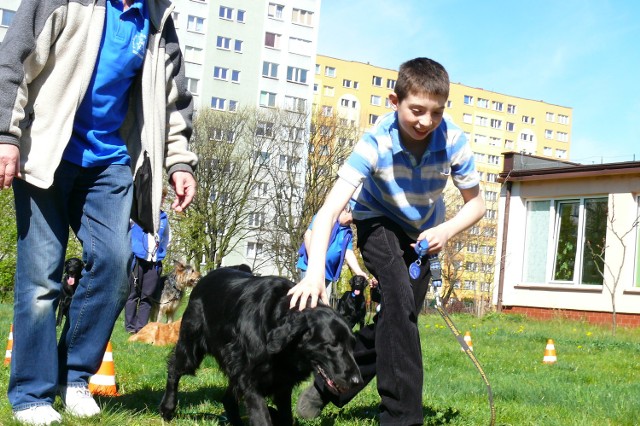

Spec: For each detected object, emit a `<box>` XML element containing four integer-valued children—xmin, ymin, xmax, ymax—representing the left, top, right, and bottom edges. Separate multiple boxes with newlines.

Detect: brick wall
<box><xmin>502</xmin><ymin>306</ymin><xmax>640</xmax><ymax>327</ymax></box>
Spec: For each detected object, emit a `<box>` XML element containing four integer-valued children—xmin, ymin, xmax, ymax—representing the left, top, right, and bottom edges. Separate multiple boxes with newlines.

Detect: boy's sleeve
<box><xmin>450</xmin><ymin>132</ymin><xmax>480</xmax><ymax>189</ymax></box>
<box><xmin>337</xmin><ymin>133</ymin><xmax>379</xmax><ymax>188</ymax></box>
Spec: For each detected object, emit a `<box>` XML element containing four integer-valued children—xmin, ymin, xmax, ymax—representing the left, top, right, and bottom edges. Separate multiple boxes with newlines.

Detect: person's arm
<box><xmin>344</xmin><ymin>249</ymin><xmax>368</xmax><ymax>278</ymax></box>
<box><xmin>288</xmin><ymin>178</ymin><xmax>357</xmax><ymax>310</ymax></box>
<box><xmin>416</xmin><ymin>185</ymin><xmax>485</xmax><ymax>253</ymax></box>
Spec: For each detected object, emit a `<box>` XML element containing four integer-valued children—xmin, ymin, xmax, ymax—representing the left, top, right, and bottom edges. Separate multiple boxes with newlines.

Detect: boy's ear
<box><xmin>388</xmin><ymin>93</ymin><xmax>399</xmax><ymax>111</ymax></box>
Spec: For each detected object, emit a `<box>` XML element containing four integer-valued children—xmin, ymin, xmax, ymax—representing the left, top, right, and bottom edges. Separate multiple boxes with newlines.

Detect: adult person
<box><xmin>125</xmin><ymin>189</ymin><xmax>171</xmax><ymax>334</ymax></box>
<box><xmin>0</xmin><ymin>0</ymin><xmax>197</xmax><ymax>424</ymax></box>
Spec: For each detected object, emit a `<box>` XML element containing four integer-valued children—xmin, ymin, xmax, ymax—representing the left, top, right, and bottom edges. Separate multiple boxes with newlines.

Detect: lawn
<box><xmin>0</xmin><ymin>302</ymin><xmax>638</xmax><ymax>425</ymax></box>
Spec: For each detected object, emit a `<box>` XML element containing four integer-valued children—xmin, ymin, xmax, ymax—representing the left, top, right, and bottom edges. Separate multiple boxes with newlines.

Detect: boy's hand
<box><xmin>0</xmin><ymin>144</ymin><xmax>20</xmax><ymax>189</ymax></box>
<box><xmin>415</xmin><ymin>224</ymin><xmax>451</xmax><ymax>254</ymax></box>
<box><xmin>170</xmin><ymin>171</ymin><xmax>197</xmax><ymax>212</ymax></box>
<box><xmin>288</xmin><ymin>275</ymin><xmax>328</xmax><ymax>311</ymax></box>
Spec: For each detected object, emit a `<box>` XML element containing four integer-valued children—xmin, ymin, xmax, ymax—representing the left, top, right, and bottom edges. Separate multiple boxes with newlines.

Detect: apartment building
<box><xmin>313</xmin><ymin>55</ymin><xmax>573</xmax><ymax>304</ymax></box>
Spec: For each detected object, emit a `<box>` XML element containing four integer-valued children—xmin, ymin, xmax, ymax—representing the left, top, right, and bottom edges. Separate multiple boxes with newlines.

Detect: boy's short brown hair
<box><xmin>394</xmin><ymin>57</ymin><xmax>450</xmax><ymax>102</ymax></box>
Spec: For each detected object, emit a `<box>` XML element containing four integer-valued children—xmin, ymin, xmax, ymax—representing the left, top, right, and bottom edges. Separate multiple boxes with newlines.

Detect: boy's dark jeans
<box><xmin>314</xmin><ymin>216</ymin><xmax>431</xmax><ymax>425</ymax></box>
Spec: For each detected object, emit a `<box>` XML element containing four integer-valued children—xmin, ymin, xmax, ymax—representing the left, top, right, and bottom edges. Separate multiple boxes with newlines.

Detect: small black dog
<box><xmin>56</xmin><ymin>257</ymin><xmax>84</xmax><ymax>326</ymax></box>
<box><xmin>160</xmin><ymin>267</ymin><xmax>362</xmax><ymax>426</ymax></box>
<box><xmin>336</xmin><ymin>275</ymin><xmax>368</xmax><ymax>330</ymax></box>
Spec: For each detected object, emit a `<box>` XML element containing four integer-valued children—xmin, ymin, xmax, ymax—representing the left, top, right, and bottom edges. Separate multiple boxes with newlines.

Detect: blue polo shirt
<box><xmin>338</xmin><ymin>111</ymin><xmax>480</xmax><ymax>238</ymax></box>
<box><xmin>64</xmin><ymin>0</ymin><xmax>149</xmax><ymax>167</ymax></box>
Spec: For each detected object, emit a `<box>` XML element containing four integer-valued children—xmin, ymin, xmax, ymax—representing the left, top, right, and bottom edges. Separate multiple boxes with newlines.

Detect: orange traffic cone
<box><xmin>4</xmin><ymin>324</ymin><xmax>13</xmax><ymax>366</ymax></box>
<box><xmin>543</xmin><ymin>339</ymin><xmax>557</xmax><ymax>364</ymax></box>
<box><xmin>461</xmin><ymin>331</ymin><xmax>473</xmax><ymax>352</ymax></box>
<box><xmin>89</xmin><ymin>341</ymin><xmax>119</xmax><ymax>396</ymax></box>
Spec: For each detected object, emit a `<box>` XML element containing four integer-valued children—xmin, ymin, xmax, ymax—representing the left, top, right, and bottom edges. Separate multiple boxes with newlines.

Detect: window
<box><xmin>468</xmin><ymin>244</ymin><xmax>478</xmax><ymax>253</ymax></box>
<box><xmin>492</xmin><ymin>101</ymin><xmax>503</xmax><ymax>112</ymax></box>
<box><xmin>369</xmin><ymin>114</ymin><xmax>379</xmax><ymax>124</ymax></box>
<box><xmin>256</xmin><ymin>122</ymin><xmax>274</xmax><ymax>138</ymax></box>
<box><xmin>545</xmin><ymin>129</ymin><xmax>553</xmax><ymax>139</ymax></box>
<box><xmin>292</xmin><ymin>8</ymin><xmax>314</xmax><ymax>26</ymax></box>
<box><xmin>234</xmin><ymin>39</ymin><xmax>243</xmax><ymax>53</ymax></box>
<box><xmin>184</xmin><ymin>46</ymin><xmax>203</xmax><ymax>63</ymax></box>
<box><xmin>246</xmin><ymin>242</ymin><xmax>263</xmax><ymax>258</ymax></box>
<box><xmin>287</xmin><ymin>66</ymin><xmax>308</xmax><ymax>84</ymax></box>
<box><xmin>187</xmin><ymin>15</ymin><xmax>204</xmax><ymax>32</ymax></box>
<box><xmin>248</xmin><ymin>212</ymin><xmax>266</xmax><ymax>227</ymax></box>
<box><xmin>487</xmin><ymin>173</ymin><xmax>498</xmax><ymax>183</ymax></box>
<box><xmin>340</xmin><ymin>98</ymin><xmax>357</xmax><ymax>108</ymax></box>
<box><xmin>523</xmin><ymin>198</ymin><xmax>608</xmax><ymax>285</ymax></box>
<box><xmin>216</xmin><ymin>36</ymin><xmax>231</xmax><ymax>49</ymax></box>
<box><xmin>557</xmin><ymin>132</ymin><xmax>569</xmax><ymax>142</ymax></box>
<box><xmin>324</xmin><ymin>86</ymin><xmax>335</xmax><ymax>96</ymax></box>
<box><xmin>522</xmin><ymin>115</ymin><xmax>530</xmax><ymax>123</ymax></box>
<box><xmin>488</xmin><ymin>155</ymin><xmax>500</xmax><ymax>165</ymax></box>
<box><xmin>253</xmin><ymin>182</ymin><xmax>268</xmax><ymax>198</ymax></box>
<box><xmin>489</xmin><ymin>137</ymin><xmax>501</xmax><ymax>146</ymax></box>
<box><xmin>546</xmin><ymin>112</ymin><xmax>555</xmax><ymax>122</ymax></box>
<box><xmin>556</xmin><ymin>149</ymin><xmax>567</xmax><ymax>159</ymax></box>
<box><xmin>343</xmin><ymin>79</ymin><xmax>352</xmax><ymax>88</ymax></box>
<box><xmin>322</xmin><ymin>105</ymin><xmax>333</xmax><ymax>117</ymax></box>
<box><xmin>474</xmin><ymin>134</ymin><xmax>487</xmax><ymax>145</ymax></box>
<box><xmin>385</xmin><ymin>98</ymin><xmax>393</xmax><ymax>108</ymax></box>
<box><xmin>262</xmin><ymin>61</ymin><xmax>278</xmax><ymax>78</ymax></box>
<box><xmin>353</xmin><ymin>81</ymin><xmax>360</xmax><ymax>89</ymax></box>
<box><xmin>231</xmin><ymin>70</ymin><xmax>240</xmax><ymax>83</ymax></box>
<box><xmin>543</xmin><ymin>147</ymin><xmax>553</xmax><ymax>156</ymax></box>
<box><xmin>507</xmin><ymin>104</ymin><xmax>517</xmax><ymax>114</ymax></box>
<box><xmin>387</xmin><ymin>79</ymin><xmax>396</xmax><ymax>89</ymax></box>
<box><xmin>475</xmin><ymin>116</ymin><xmax>488</xmax><ymax>126</ymax></box>
<box><xmin>283</xmin><ymin>126</ymin><xmax>303</xmax><ymax>142</ymax></box>
<box><xmin>284</xmin><ymin>96</ymin><xmax>306</xmax><ymax>112</ymax></box>
<box><xmin>558</xmin><ymin>114</ymin><xmax>569</xmax><ymax>124</ymax></box>
<box><xmin>186</xmin><ymin>77</ymin><xmax>199</xmax><ymax>94</ymax></box>
<box><xmin>370</xmin><ymin>95</ymin><xmax>381</xmax><ymax>106</ymax></box>
<box><xmin>268</xmin><ymin>3</ymin><xmax>284</xmax><ymax>19</ymax></box>
<box><xmin>466</xmin><ymin>262</ymin><xmax>478</xmax><ymax>272</ymax></box>
<box><xmin>371</xmin><ymin>76</ymin><xmax>382</xmax><ymax>86</ymax></box>
<box><xmin>485</xmin><ymin>191</ymin><xmax>498</xmax><ymax>202</ymax></box>
<box><xmin>211</xmin><ymin>97</ymin><xmax>226</xmax><ymax>110</ymax></box>
<box><xmin>264</xmin><ymin>32</ymin><xmax>281</xmax><ymax>49</ymax></box>
<box><xmin>464</xmin><ymin>95</ymin><xmax>474</xmax><ymax>105</ymax></box>
<box><xmin>490</xmin><ymin>118</ymin><xmax>502</xmax><ymax>129</ymax></box>
<box><xmin>325</xmin><ymin>66</ymin><xmax>336</xmax><ymax>77</ymax></box>
<box><xmin>1</xmin><ymin>8</ymin><xmax>16</xmax><ymax>27</ymax></box>
<box><xmin>213</xmin><ymin>66</ymin><xmax>228</xmax><ymax>80</ymax></box>
<box><xmin>520</xmin><ymin>132</ymin><xmax>534</xmax><ymax>142</ymax></box>
<box><xmin>219</xmin><ymin>6</ymin><xmax>232</xmax><ymax>20</ymax></box>
<box><xmin>237</xmin><ymin>10</ymin><xmax>245</xmax><ymax>22</ymax></box>
<box><xmin>477</xmin><ymin>98</ymin><xmax>489</xmax><ymax>108</ymax></box>
<box><xmin>171</xmin><ymin>11</ymin><xmax>179</xmax><ymax>28</ymax></box>
<box><xmin>315</xmin><ymin>64</ymin><xmax>321</xmax><ymax>74</ymax></box>
<box><xmin>506</xmin><ymin>122</ymin><xmax>515</xmax><ymax>132</ymax></box>
<box><xmin>463</xmin><ymin>113</ymin><xmax>472</xmax><ymax>124</ymax></box>
<box><xmin>289</xmin><ymin>37</ymin><xmax>311</xmax><ymax>55</ymax></box>
<box><xmin>259</xmin><ymin>91</ymin><xmax>276</xmax><ymax>107</ymax></box>
<box><xmin>481</xmin><ymin>245</ymin><xmax>495</xmax><ymax>255</ymax></box>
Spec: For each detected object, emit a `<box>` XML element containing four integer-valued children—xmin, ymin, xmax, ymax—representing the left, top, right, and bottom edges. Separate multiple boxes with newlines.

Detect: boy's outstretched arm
<box><xmin>289</xmin><ymin>178</ymin><xmax>357</xmax><ymax>310</ymax></box>
<box><xmin>417</xmin><ymin>185</ymin><xmax>485</xmax><ymax>253</ymax></box>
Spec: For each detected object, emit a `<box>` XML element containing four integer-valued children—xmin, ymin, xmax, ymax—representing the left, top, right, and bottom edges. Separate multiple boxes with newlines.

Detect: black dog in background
<box><xmin>336</xmin><ymin>275</ymin><xmax>368</xmax><ymax>330</ymax></box>
<box><xmin>160</xmin><ymin>267</ymin><xmax>362</xmax><ymax>426</ymax></box>
<box><xmin>56</xmin><ymin>257</ymin><xmax>84</xmax><ymax>326</ymax></box>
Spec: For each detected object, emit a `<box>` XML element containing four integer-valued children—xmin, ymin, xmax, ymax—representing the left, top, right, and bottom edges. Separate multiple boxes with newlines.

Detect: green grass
<box><xmin>0</xmin><ymin>304</ymin><xmax>639</xmax><ymax>425</ymax></box>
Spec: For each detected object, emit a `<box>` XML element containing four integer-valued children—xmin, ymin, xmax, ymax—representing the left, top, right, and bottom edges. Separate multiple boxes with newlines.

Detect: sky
<box><xmin>316</xmin><ymin>0</ymin><xmax>640</xmax><ymax>165</ymax></box>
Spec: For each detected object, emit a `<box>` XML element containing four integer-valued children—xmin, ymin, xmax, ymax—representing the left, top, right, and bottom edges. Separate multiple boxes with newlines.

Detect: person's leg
<box><xmin>124</xmin><ymin>262</ymin><xmax>142</xmax><ymax>333</ymax></box>
<box><xmin>134</xmin><ymin>263</ymin><xmax>161</xmax><ymax>331</ymax></box>
<box><xmin>8</xmin><ymin>174</ymin><xmax>72</xmax><ymax>412</ymax></box>
<box><xmin>58</xmin><ymin>163</ymin><xmax>132</xmax><ymax>388</ymax></box>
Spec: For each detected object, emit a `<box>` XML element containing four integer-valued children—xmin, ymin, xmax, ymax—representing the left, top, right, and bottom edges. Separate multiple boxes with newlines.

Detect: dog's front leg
<box><xmin>159</xmin><ymin>354</ymin><xmax>181</xmax><ymax>420</ymax></box>
<box><xmin>272</xmin><ymin>388</ymin><xmax>294</xmax><ymax>426</ymax></box>
<box><xmin>222</xmin><ymin>386</ymin><xmax>243</xmax><ymax>426</ymax></box>
<box><xmin>244</xmin><ymin>391</ymin><xmax>272</xmax><ymax>426</ymax></box>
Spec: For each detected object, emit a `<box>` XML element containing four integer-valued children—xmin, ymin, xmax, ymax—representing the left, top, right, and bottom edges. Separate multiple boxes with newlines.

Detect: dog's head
<box><xmin>63</xmin><ymin>257</ymin><xmax>84</xmax><ymax>287</ymax></box>
<box><xmin>173</xmin><ymin>261</ymin><xmax>201</xmax><ymax>290</ymax></box>
<box><xmin>266</xmin><ymin>305</ymin><xmax>362</xmax><ymax>394</ymax></box>
<box><xmin>349</xmin><ymin>275</ymin><xmax>367</xmax><ymax>296</ymax></box>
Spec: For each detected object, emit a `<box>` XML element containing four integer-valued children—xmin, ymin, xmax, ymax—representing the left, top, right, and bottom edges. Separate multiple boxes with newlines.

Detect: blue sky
<box><xmin>317</xmin><ymin>0</ymin><xmax>640</xmax><ymax>164</ymax></box>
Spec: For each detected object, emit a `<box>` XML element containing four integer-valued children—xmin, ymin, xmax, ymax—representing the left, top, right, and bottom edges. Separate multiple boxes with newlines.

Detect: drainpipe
<box><xmin>496</xmin><ymin>180</ymin><xmax>512</xmax><ymax>312</ymax></box>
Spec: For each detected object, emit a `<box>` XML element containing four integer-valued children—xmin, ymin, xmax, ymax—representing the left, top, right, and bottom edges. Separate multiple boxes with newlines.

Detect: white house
<box><xmin>494</xmin><ymin>152</ymin><xmax>640</xmax><ymax>327</ymax></box>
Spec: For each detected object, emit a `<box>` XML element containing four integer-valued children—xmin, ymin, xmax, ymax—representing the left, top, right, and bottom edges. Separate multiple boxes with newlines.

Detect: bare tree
<box><xmin>587</xmin><ymin>197</ymin><xmax>638</xmax><ymax>335</ymax></box>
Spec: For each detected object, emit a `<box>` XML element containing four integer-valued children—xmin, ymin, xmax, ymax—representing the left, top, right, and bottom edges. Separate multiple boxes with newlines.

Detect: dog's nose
<box><xmin>349</xmin><ymin>373</ymin><xmax>363</xmax><ymax>387</ymax></box>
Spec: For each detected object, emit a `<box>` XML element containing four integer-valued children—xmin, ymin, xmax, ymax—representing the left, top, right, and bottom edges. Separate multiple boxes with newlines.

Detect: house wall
<box><xmin>495</xmin><ymin>173</ymin><xmax>640</xmax><ymax>316</ymax></box>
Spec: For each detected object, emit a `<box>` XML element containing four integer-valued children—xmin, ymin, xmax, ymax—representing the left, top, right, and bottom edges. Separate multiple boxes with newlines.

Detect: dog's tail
<box><xmin>168</xmin><ymin>299</ymin><xmax>208</xmax><ymax>376</ymax></box>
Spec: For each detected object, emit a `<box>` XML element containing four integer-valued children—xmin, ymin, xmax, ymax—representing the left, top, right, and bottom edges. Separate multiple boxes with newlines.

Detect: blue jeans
<box><xmin>9</xmin><ymin>161</ymin><xmax>133</xmax><ymax>411</ymax></box>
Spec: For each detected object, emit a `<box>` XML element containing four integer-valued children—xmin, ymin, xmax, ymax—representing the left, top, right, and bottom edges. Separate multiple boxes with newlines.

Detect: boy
<box><xmin>288</xmin><ymin>57</ymin><xmax>485</xmax><ymax>425</ymax></box>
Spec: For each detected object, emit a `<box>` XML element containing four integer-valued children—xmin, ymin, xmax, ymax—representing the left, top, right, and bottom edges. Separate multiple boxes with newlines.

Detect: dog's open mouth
<box><xmin>316</xmin><ymin>365</ymin><xmax>347</xmax><ymax>394</ymax></box>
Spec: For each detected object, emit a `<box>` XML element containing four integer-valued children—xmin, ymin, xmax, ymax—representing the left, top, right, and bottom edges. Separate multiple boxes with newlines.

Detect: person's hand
<box><xmin>170</xmin><ymin>171</ymin><xmax>196</xmax><ymax>212</ymax></box>
<box><xmin>0</xmin><ymin>144</ymin><xmax>20</xmax><ymax>189</ymax></box>
<box><xmin>369</xmin><ymin>276</ymin><xmax>378</xmax><ymax>288</ymax></box>
<box><xmin>288</xmin><ymin>275</ymin><xmax>328</xmax><ymax>311</ymax></box>
<box><xmin>414</xmin><ymin>224</ymin><xmax>451</xmax><ymax>254</ymax></box>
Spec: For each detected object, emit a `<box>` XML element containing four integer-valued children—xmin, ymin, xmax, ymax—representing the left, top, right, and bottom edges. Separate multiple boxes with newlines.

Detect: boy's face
<box><xmin>389</xmin><ymin>92</ymin><xmax>447</xmax><ymax>144</ymax></box>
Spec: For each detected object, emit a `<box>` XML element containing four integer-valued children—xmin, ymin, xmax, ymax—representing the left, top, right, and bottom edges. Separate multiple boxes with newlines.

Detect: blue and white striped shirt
<box><xmin>338</xmin><ymin>111</ymin><xmax>479</xmax><ymax>238</ymax></box>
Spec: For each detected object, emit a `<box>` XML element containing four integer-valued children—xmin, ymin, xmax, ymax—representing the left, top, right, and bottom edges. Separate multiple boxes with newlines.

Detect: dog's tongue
<box><xmin>354</xmin><ymin>290</ymin><xmax>360</xmax><ymax>296</ymax></box>
<box><xmin>67</xmin><ymin>277</ymin><xmax>75</xmax><ymax>286</ymax></box>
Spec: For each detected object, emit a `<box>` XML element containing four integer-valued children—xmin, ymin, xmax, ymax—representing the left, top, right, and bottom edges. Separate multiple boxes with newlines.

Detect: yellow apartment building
<box><xmin>313</xmin><ymin>55</ymin><xmax>573</xmax><ymax>307</ymax></box>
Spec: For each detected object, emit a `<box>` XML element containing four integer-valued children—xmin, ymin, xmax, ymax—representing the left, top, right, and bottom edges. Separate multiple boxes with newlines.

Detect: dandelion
<box><xmin>586</xmin><ymin>331</ymin><xmax>592</xmax><ymax>337</ymax></box>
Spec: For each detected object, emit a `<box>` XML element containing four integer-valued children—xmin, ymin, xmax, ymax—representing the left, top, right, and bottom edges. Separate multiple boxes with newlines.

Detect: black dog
<box><xmin>336</xmin><ymin>275</ymin><xmax>368</xmax><ymax>330</ymax></box>
<box><xmin>160</xmin><ymin>267</ymin><xmax>362</xmax><ymax>426</ymax></box>
<box><xmin>56</xmin><ymin>257</ymin><xmax>84</xmax><ymax>326</ymax></box>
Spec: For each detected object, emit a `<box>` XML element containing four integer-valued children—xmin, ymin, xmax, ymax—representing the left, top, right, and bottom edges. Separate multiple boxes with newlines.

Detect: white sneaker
<box><xmin>60</xmin><ymin>385</ymin><xmax>101</xmax><ymax>417</ymax></box>
<box><xmin>13</xmin><ymin>405</ymin><xmax>62</xmax><ymax>425</ymax></box>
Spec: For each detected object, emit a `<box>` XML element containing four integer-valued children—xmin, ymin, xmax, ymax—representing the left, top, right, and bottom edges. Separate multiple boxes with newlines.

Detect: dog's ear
<box><xmin>266</xmin><ymin>314</ymin><xmax>309</xmax><ymax>354</ymax></box>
